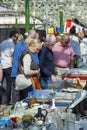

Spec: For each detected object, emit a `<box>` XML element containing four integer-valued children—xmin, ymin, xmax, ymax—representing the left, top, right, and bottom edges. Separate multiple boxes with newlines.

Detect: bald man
<box><xmin>28</xmin><ymin>29</ymin><xmax>39</xmax><ymax>39</ymax></box>
<box><xmin>39</xmin><ymin>34</ymin><xmax>57</xmax><ymax>89</ymax></box>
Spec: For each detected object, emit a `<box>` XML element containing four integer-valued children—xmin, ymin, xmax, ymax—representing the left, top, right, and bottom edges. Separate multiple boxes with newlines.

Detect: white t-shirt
<box><xmin>80</xmin><ymin>38</ymin><xmax>87</xmax><ymax>55</ymax></box>
<box><xmin>0</xmin><ymin>38</ymin><xmax>15</xmax><ymax>69</ymax></box>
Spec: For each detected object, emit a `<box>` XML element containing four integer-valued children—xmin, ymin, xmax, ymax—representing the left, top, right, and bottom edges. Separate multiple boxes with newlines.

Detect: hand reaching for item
<box><xmin>51</xmin><ymin>75</ymin><xmax>57</xmax><ymax>82</ymax></box>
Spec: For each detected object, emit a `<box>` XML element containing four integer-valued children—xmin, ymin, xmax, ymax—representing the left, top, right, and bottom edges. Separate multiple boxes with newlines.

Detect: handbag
<box><xmin>32</xmin><ymin>76</ymin><xmax>41</xmax><ymax>89</ymax></box>
<box><xmin>25</xmin><ymin>75</ymin><xmax>41</xmax><ymax>89</ymax></box>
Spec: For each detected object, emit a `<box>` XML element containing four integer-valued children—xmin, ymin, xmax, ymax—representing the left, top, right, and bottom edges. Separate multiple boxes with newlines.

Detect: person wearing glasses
<box><xmin>39</xmin><ymin>34</ymin><xmax>57</xmax><ymax>89</ymax></box>
<box><xmin>52</xmin><ymin>34</ymin><xmax>74</xmax><ymax>79</ymax></box>
<box><xmin>0</xmin><ymin>30</ymin><xmax>19</xmax><ymax>105</ymax></box>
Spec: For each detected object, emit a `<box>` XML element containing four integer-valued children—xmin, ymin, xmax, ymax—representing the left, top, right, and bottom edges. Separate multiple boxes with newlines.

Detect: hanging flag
<box><xmin>64</xmin><ymin>19</ymin><xmax>74</xmax><ymax>33</ymax></box>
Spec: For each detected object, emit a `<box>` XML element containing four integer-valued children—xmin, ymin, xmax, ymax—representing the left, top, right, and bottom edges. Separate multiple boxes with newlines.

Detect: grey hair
<box><xmin>46</xmin><ymin>34</ymin><xmax>56</xmax><ymax>43</ymax></box>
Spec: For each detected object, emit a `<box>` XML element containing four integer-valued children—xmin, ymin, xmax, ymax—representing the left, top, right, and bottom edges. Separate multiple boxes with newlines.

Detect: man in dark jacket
<box><xmin>39</xmin><ymin>34</ymin><xmax>57</xmax><ymax>89</ymax></box>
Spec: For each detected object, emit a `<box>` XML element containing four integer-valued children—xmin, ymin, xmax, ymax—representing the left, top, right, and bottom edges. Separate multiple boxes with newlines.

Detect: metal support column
<box><xmin>46</xmin><ymin>0</ymin><xmax>48</xmax><ymax>35</ymax></box>
<box><xmin>25</xmin><ymin>0</ymin><xmax>30</xmax><ymax>33</ymax></box>
<box><xmin>59</xmin><ymin>11</ymin><xmax>63</xmax><ymax>34</ymax></box>
<box><xmin>15</xmin><ymin>17</ymin><xmax>18</xmax><ymax>28</ymax></box>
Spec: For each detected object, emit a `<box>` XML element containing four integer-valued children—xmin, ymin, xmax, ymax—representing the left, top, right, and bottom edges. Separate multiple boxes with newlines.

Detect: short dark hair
<box><xmin>70</xmin><ymin>26</ymin><xmax>76</xmax><ymax>34</ymax></box>
<box><xmin>9</xmin><ymin>30</ymin><xmax>19</xmax><ymax>38</ymax></box>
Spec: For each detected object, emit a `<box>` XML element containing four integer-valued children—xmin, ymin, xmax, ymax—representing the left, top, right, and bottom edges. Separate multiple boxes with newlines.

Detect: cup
<box><xmin>29</xmin><ymin>97</ymin><xmax>37</xmax><ymax>108</ymax></box>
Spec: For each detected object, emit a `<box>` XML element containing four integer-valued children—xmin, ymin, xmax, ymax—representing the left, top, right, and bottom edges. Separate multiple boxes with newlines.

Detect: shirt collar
<box><xmin>8</xmin><ymin>38</ymin><xmax>13</xmax><ymax>42</ymax></box>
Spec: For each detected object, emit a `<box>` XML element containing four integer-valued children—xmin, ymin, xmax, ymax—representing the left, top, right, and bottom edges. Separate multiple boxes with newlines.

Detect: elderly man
<box><xmin>52</xmin><ymin>34</ymin><xmax>74</xmax><ymax>79</ymax></box>
<box><xmin>27</xmin><ymin>29</ymin><xmax>39</xmax><ymax>40</ymax></box>
<box><xmin>39</xmin><ymin>34</ymin><xmax>57</xmax><ymax>89</ymax></box>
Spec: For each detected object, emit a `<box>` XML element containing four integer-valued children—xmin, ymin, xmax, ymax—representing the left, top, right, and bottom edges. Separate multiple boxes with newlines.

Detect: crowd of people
<box><xmin>0</xmin><ymin>26</ymin><xmax>87</xmax><ymax>105</ymax></box>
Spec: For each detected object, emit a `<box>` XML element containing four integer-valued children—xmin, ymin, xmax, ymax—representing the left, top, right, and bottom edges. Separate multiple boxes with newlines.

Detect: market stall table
<box><xmin>62</xmin><ymin>74</ymin><xmax>87</xmax><ymax>80</ymax></box>
<box><xmin>62</xmin><ymin>68</ymin><xmax>87</xmax><ymax>114</ymax></box>
<box><xmin>62</xmin><ymin>68</ymin><xmax>87</xmax><ymax>80</ymax></box>
<box><xmin>0</xmin><ymin>88</ymin><xmax>81</xmax><ymax>130</ymax></box>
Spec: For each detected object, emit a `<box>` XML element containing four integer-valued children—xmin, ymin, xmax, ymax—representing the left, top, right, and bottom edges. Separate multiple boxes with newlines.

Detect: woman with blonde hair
<box><xmin>15</xmin><ymin>38</ymin><xmax>42</xmax><ymax>100</ymax></box>
<box><xmin>25</xmin><ymin>38</ymin><xmax>42</xmax><ymax>51</ymax></box>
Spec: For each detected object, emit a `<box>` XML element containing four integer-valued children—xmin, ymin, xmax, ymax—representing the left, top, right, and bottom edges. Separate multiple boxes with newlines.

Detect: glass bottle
<box><xmin>51</xmin><ymin>98</ymin><xmax>56</xmax><ymax>109</ymax></box>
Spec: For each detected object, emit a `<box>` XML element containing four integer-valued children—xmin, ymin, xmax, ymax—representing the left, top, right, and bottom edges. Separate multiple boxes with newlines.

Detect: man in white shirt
<box><xmin>69</xmin><ymin>26</ymin><xmax>80</xmax><ymax>68</ymax></box>
<box><xmin>0</xmin><ymin>30</ymin><xmax>19</xmax><ymax>104</ymax></box>
<box><xmin>80</xmin><ymin>27</ymin><xmax>87</xmax><ymax>64</ymax></box>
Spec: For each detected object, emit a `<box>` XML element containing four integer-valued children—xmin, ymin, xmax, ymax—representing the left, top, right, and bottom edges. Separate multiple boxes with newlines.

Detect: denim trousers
<box><xmin>2</xmin><ymin>67</ymin><xmax>12</xmax><ymax>104</ymax></box>
<box><xmin>40</xmin><ymin>77</ymin><xmax>49</xmax><ymax>89</ymax></box>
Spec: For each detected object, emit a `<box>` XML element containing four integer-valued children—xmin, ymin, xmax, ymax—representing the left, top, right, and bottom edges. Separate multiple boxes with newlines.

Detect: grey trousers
<box><xmin>55</xmin><ymin>67</ymin><xmax>69</xmax><ymax>80</ymax></box>
<box><xmin>11</xmin><ymin>77</ymin><xmax>20</xmax><ymax>104</ymax></box>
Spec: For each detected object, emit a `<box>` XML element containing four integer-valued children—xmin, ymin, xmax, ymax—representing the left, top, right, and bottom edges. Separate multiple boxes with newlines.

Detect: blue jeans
<box><xmin>40</xmin><ymin>77</ymin><xmax>49</xmax><ymax>89</ymax></box>
<box><xmin>2</xmin><ymin>67</ymin><xmax>12</xmax><ymax>104</ymax></box>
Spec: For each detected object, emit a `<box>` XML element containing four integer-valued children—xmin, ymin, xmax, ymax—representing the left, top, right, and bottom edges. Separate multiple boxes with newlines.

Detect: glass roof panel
<box><xmin>0</xmin><ymin>0</ymin><xmax>87</xmax><ymax>26</ymax></box>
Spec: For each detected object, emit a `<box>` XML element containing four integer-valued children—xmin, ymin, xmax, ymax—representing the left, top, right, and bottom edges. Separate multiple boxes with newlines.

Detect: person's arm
<box><xmin>69</xmin><ymin>48</ymin><xmax>74</xmax><ymax>68</ymax></box>
<box><xmin>23</xmin><ymin>54</ymin><xmax>39</xmax><ymax>76</ymax></box>
<box><xmin>69</xmin><ymin>59</ymin><xmax>74</xmax><ymax>68</ymax></box>
<box><xmin>0</xmin><ymin>64</ymin><xmax>3</xmax><ymax>85</ymax></box>
<box><xmin>80</xmin><ymin>40</ymin><xmax>87</xmax><ymax>55</ymax></box>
